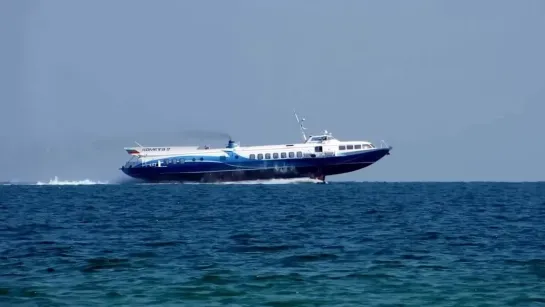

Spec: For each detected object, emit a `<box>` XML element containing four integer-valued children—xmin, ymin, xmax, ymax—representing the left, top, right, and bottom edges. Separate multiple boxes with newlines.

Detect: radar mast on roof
<box><xmin>293</xmin><ymin>110</ymin><xmax>308</xmax><ymax>141</ymax></box>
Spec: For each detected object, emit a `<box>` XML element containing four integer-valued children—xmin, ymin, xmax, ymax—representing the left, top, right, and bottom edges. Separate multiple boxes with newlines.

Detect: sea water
<box><xmin>1</xmin><ymin>181</ymin><xmax>544</xmax><ymax>306</ymax></box>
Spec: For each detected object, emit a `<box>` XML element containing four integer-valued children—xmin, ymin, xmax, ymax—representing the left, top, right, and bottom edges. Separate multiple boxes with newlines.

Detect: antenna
<box><xmin>293</xmin><ymin>109</ymin><xmax>307</xmax><ymax>141</ymax></box>
<box><xmin>134</xmin><ymin>141</ymin><xmax>143</xmax><ymax>147</ymax></box>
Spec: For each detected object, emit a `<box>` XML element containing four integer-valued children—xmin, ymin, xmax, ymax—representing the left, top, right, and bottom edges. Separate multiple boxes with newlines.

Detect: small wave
<box><xmin>36</xmin><ymin>176</ymin><xmax>109</xmax><ymax>186</ymax></box>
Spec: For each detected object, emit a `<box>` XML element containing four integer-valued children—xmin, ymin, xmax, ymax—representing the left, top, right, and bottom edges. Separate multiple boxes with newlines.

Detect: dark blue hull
<box><xmin>120</xmin><ymin>147</ymin><xmax>391</xmax><ymax>183</ymax></box>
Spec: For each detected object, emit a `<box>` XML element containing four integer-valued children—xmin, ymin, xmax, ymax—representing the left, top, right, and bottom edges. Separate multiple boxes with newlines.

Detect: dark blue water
<box><xmin>1</xmin><ymin>182</ymin><xmax>545</xmax><ymax>306</ymax></box>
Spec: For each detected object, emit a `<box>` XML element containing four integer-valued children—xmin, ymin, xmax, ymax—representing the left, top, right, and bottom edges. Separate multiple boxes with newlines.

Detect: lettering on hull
<box><xmin>142</xmin><ymin>147</ymin><xmax>171</xmax><ymax>152</ymax></box>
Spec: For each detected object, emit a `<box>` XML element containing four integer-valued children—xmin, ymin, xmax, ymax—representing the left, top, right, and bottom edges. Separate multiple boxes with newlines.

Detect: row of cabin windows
<box><xmin>145</xmin><ymin>144</ymin><xmax>370</xmax><ymax>166</ymax></box>
<box><xmin>249</xmin><ymin>151</ymin><xmax>303</xmax><ymax>160</ymax></box>
<box><xmin>248</xmin><ymin>144</ymin><xmax>373</xmax><ymax>160</ymax></box>
<box><xmin>339</xmin><ymin>144</ymin><xmax>373</xmax><ymax>150</ymax></box>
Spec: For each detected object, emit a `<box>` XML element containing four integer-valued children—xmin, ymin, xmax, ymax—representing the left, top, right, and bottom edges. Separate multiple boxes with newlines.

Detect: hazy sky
<box><xmin>1</xmin><ymin>0</ymin><xmax>544</xmax><ymax>182</ymax></box>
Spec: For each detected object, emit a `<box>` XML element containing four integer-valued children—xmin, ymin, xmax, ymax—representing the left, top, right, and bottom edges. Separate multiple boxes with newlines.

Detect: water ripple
<box><xmin>0</xmin><ymin>182</ymin><xmax>544</xmax><ymax>306</ymax></box>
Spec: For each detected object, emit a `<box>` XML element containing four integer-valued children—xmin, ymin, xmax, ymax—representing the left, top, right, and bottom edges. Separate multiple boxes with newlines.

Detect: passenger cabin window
<box><xmin>265</xmin><ymin>153</ymin><xmax>271</xmax><ymax>159</ymax></box>
<box><xmin>355</xmin><ymin>144</ymin><xmax>361</xmax><ymax>150</ymax></box>
<box><xmin>339</xmin><ymin>145</ymin><xmax>346</xmax><ymax>150</ymax></box>
<box><xmin>315</xmin><ymin>146</ymin><xmax>323</xmax><ymax>153</ymax></box>
<box><xmin>257</xmin><ymin>154</ymin><xmax>263</xmax><ymax>160</ymax></box>
<box><xmin>250</xmin><ymin>154</ymin><xmax>255</xmax><ymax>159</ymax></box>
<box><xmin>281</xmin><ymin>152</ymin><xmax>287</xmax><ymax>158</ymax></box>
<box><xmin>288</xmin><ymin>152</ymin><xmax>294</xmax><ymax>158</ymax></box>
<box><xmin>347</xmin><ymin>145</ymin><xmax>354</xmax><ymax>150</ymax></box>
<box><xmin>363</xmin><ymin>144</ymin><xmax>371</xmax><ymax>149</ymax></box>
<box><xmin>296</xmin><ymin>151</ymin><xmax>302</xmax><ymax>158</ymax></box>
<box><xmin>273</xmin><ymin>153</ymin><xmax>279</xmax><ymax>159</ymax></box>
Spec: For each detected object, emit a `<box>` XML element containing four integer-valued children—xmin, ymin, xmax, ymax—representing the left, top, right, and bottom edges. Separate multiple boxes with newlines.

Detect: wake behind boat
<box><xmin>119</xmin><ymin>112</ymin><xmax>392</xmax><ymax>183</ymax></box>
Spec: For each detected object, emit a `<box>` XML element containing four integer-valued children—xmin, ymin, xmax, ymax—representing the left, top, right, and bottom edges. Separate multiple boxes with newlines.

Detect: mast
<box><xmin>293</xmin><ymin>110</ymin><xmax>307</xmax><ymax>141</ymax></box>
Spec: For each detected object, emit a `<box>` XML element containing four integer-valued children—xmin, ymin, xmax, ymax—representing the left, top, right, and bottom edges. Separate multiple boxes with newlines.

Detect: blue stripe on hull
<box><xmin>120</xmin><ymin>147</ymin><xmax>391</xmax><ymax>183</ymax></box>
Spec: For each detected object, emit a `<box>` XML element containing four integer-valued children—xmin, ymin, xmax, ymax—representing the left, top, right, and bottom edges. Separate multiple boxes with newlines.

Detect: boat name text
<box><xmin>142</xmin><ymin>147</ymin><xmax>171</xmax><ymax>152</ymax></box>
